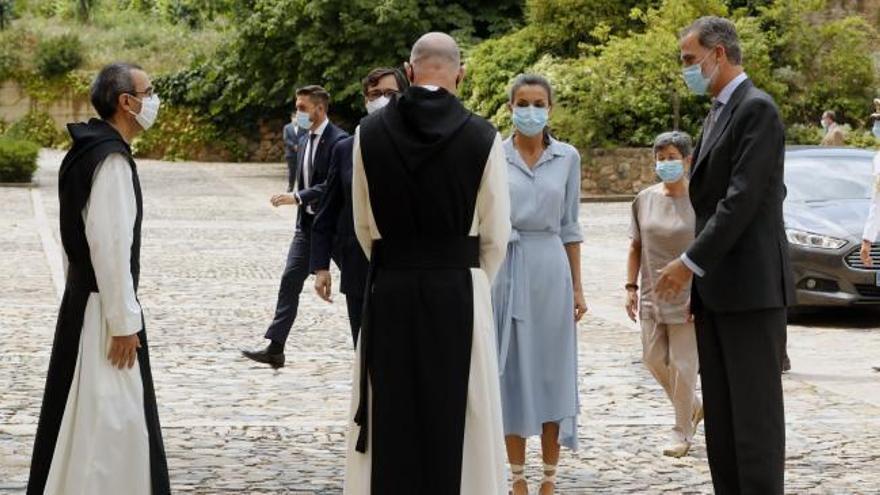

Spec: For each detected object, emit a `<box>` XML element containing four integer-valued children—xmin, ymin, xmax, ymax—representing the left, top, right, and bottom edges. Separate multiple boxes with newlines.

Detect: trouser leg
<box><xmin>667</xmin><ymin>321</ymin><xmax>700</xmax><ymax>440</ymax></box>
<box><xmin>264</xmin><ymin>229</ymin><xmax>311</xmax><ymax>345</ymax></box>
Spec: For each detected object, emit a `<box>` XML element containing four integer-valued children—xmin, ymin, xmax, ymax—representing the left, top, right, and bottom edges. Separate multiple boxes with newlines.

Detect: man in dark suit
<box><xmin>243</xmin><ymin>85</ymin><xmax>348</xmax><ymax>367</ymax></box>
<box><xmin>311</xmin><ymin>68</ymin><xmax>408</xmax><ymax>347</ymax></box>
<box><xmin>656</xmin><ymin>17</ymin><xmax>795</xmax><ymax>494</ymax></box>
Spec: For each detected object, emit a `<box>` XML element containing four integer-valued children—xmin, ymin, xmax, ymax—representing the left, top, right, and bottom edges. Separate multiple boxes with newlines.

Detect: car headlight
<box><xmin>785</xmin><ymin>229</ymin><xmax>847</xmax><ymax>249</ymax></box>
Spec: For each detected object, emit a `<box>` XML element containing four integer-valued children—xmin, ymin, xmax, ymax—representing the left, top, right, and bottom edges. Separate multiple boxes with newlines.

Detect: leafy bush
<box><xmin>0</xmin><ymin>137</ymin><xmax>40</xmax><ymax>183</ymax></box>
<box><xmin>133</xmin><ymin>105</ymin><xmax>247</xmax><ymax>162</ymax></box>
<box><xmin>845</xmin><ymin>130</ymin><xmax>880</xmax><ymax>150</ymax></box>
<box><xmin>785</xmin><ymin>124</ymin><xmax>823</xmax><ymax>145</ymax></box>
<box><xmin>35</xmin><ymin>33</ymin><xmax>84</xmax><ymax>78</ymax></box>
<box><xmin>5</xmin><ymin>110</ymin><xmax>68</xmax><ymax>148</ymax></box>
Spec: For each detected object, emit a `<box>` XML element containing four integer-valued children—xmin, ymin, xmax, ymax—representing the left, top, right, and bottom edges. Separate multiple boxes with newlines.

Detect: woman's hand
<box><xmin>625</xmin><ymin>289</ymin><xmax>638</xmax><ymax>322</ymax></box>
<box><xmin>574</xmin><ymin>288</ymin><xmax>588</xmax><ymax>322</ymax></box>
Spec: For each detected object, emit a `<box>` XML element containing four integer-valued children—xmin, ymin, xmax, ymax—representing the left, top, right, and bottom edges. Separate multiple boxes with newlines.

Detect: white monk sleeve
<box><xmin>352</xmin><ymin>127</ymin><xmax>376</xmax><ymax>259</ymax></box>
<box><xmin>85</xmin><ymin>153</ymin><xmax>143</xmax><ymax>337</ymax></box>
<box><xmin>476</xmin><ymin>133</ymin><xmax>511</xmax><ymax>282</ymax></box>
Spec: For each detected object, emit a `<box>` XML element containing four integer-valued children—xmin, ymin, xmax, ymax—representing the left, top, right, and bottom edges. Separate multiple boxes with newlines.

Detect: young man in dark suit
<box><xmin>243</xmin><ymin>85</ymin><xmax>348</xmax><ymax>367</ymax></box>
<box><xmin>311</xmin><ymin>68</ymin><xmax>408</xmax><ymax>347</ymax></box>
<box><xmin>656</xmin><ymin>16</ymin><xmax>795</xmax><ymax>495</ymax></box>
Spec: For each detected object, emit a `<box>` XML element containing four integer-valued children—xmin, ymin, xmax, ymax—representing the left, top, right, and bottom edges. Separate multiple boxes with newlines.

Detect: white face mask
<box><xmin>129</xmin><ymin>94</ymin><xmax>161</xmax><ymax>131</ymax></box>
<box><xmin>365</xmin><ymin>96</ymin><xmax>390</xmax><ymax>115</ymax></box>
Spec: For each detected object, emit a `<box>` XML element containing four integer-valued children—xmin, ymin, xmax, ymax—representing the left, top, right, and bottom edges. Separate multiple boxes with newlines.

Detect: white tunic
<box><xmin>862</xmin><ymin>151</ymin><xmax>880</xmax><ymax>242</ymax></box>
<box><xmin>343</xmin><ymin>130</ymin><xmax>511</xmax><ymax>495</ymax></box>
<box><xmin>45</xmin><ymin>154</ymin><xmax>151</xmax><ymax>495</ymax></box>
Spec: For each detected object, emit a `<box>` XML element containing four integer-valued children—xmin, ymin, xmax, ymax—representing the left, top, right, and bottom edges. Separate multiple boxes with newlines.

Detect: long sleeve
<box><xmin>475</xmin><ymin>133</ymin><xmax>511</xmax><ymax>282</ymax></box>
<box><xmin>352</xmin><ymin>128</ymin><xmax>376</xmax><ymax>259</ymax></box>
<box><xmin>84</xmin><ymin>153</ymin><xmax>142</xmax><ymax>337</ymax></box>
<box><xmin>310</xmin><ymin>142</ymin><xmax>345</xmax><ymax>272</ymax></box>
<box><xmin>560</xmin><ymin>147</ymin><xmax>583</xmax><ymax>244</ymax></box>
<box><xmin>863</xmin><ymin>153</ymin><xmax>880</xmax><ymax>242</ymax></box>
<box><xmin>685</xmin><ymin>97</ymin><xmax>783</xmax><ymax>275</ymax></box>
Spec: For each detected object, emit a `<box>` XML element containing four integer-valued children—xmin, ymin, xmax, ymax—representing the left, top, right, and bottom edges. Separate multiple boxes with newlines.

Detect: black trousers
<box><xmin>265</xmin><ymin>228</ymin><xmax>311</xmax><ymax>345</ymax></box>
<box><xmin>286</xmin><ymin>157</ymin><xmax>297</xmax><ymax>191</ymax></box>
<box><xmin>345</xmin><ymin>293</ymin><xmax>364</xmax><ymax>348</ymax></box>
<box><xmin>695</xmin><ymin>306</ymin><xmax>786</xmax><ymax>495</ymax></box>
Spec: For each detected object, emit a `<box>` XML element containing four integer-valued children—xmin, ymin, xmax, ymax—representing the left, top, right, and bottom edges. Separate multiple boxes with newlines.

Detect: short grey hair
<box><xmin>653</xmin><ymin>131</ymin><xmax>693</xmax><ymax>158</ymax></box>
<box><xmin>681</xmin><ymin>16</ymin><xmax>742</xmax><ymax>65</ymax></box>
<box><xmin>508</xmin><ymin>74</ymin><xmax>554</xmax><ymax>105</ymax></box>
<box><xmin>822</xmin><ymin>110</ymin><xmax>837</xmax><ymax>122</ymax></box>
<box><xmin>90</xmin><ymin>62</ymin><xmax>142</xmax><ymax>120</ymax></box>
<box><xmin>410</xmin><ymin>32</ymin><xmax>460</xmax><ymax>68</ymax></box>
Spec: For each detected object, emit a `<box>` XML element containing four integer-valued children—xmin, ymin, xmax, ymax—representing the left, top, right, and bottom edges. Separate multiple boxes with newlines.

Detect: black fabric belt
<box><xmin>354</xmin><ymin>236</ymin><xmax>480</xmax><ymax>453</ymax></box>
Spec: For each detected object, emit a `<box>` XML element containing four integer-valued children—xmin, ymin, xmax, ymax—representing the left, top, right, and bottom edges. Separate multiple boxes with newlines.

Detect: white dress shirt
<box><xmin>297</xmin><ymin>117</ymin><xmax>329</xmax><ymax>214</ymax></box>
<box><xmin>681</xmin><ymin>72</ymin><xmax>749</xmax><ymax>278</ymax></box>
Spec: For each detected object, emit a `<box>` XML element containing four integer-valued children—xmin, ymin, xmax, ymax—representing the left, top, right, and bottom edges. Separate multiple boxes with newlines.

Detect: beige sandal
<box><xmin>540</xmin><ymin>463</ymin><xmax>557</xmax><ymax>494</ymax></box>
<box><xmin>510</xmin><ymin>464</ymin><xmax>528</xmax><ymax>495</ymax></box>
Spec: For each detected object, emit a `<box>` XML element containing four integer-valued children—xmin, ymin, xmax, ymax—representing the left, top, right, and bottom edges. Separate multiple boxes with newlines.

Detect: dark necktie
<box><xmin>700</xmin><ymin>100</ymin><xmax>725</xmax><ymax>156</ymax></box>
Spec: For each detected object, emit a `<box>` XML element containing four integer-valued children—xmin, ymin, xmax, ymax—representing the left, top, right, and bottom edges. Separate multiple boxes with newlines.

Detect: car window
<box><xmin>785</xmin><ymin>156</ymin><xmax>874</xmax><ymax>202</ymax></box>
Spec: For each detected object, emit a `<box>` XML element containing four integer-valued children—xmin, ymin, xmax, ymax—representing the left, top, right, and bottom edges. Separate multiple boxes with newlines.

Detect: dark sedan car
<box><xmin>784</xmin><ymin>147</ymin><xmax>879</xmax><ymax>306</ymax></box>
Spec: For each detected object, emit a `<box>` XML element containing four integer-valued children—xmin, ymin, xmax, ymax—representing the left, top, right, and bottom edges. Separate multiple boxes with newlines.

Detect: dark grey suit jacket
<box><xmin>687</xmin><ymin>78</ymin><xmax>796</xmax><ymax>312</ymax></box>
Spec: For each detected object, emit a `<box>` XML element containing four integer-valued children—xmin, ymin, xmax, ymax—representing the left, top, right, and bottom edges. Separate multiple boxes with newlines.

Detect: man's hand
<box><xmin>861</xmin><ymin>239</ymin><xmax>873</xmax><ymax>267</ymax></box>
<box><xmin>108</xmin><ymin>334</ymin><xmax>140</xmax><ymax>369</ymax></box>
<box><xmin>625</xmin><ymin>289</ymin><xmax>638</xmax><ymax>322</ymax></box>
<box><xmin>271</xmin><ymin>193</ymin><xmax>298</xmax><ymax>207</ymax></box>
<box><xmin>655</xmin><ymin>258</ymin><xmax>693</xmax><ymax>302</ymax></box>
<box><xmin>314</xmin><ymin>270</ymin><xmax>333</xmax><ymax>303</ymax></box>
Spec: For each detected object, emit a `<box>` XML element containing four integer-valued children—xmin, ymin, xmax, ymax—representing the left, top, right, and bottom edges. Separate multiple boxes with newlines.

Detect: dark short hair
<box><xmin>295</xmin><ymin>85</ymin><xmax>331</xmax><ymax>110</ymax></box>
<box><xmin>508</xmin><ymin>73</ymin><xmax>554</xmax><ymax>105</ymax></box>
<box><xmin>681</xmin><ymin>16</ymin><xmax>742</xmax><ymax>65</ymax></box>
<box><xmin>653</xmin><ymin>131</ymin><xmax>694</xmax><ymax>158</ymax></box>
<box><xmin>361</xmin><ymin>67</ymin><xmax>408</xmax><ymax>96</ymax></box>
<box><xmin>90</xmin><ymin>62</ymin><xmax>143</xmax><ymax>120</ymax></box>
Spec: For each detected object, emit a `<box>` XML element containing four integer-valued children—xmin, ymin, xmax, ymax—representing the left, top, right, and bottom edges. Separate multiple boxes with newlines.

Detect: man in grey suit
<box><xmin>282</xmin><ymin>114</ymin><xmax>307</xmax><ymax>192</ymax></box>
<box><xmin>657</xmin><ymin>16</ymin><xmax>795</xmax><ymax>494</ymax></box>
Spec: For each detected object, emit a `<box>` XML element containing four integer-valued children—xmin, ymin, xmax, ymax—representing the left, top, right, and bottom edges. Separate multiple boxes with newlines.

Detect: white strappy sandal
<box><xmin>510</xmin><ymin>464</ymin><xmax>528</xmax><ymax>495</ymax></box>
<box><xmin>540</xmin><ymin>463</ymin><xmax>557</xmax><ymax>495</ymax></box>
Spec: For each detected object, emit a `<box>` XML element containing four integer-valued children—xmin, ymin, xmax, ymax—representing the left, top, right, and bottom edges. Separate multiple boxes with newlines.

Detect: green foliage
<box><xmin>5</xmin><ymin>109</ymin><xmax>69</xmax><ymax>148</ymax></box>
<box><xmin>785</xmin><ymin>123</ymin><xmax>823</xmax><ymax>145</ymax></box>
<box><xmin>0</xmin><ymin>38</ymin><xmax>20</xmax><ymax>80</ymax></box>
<box><xmin>845</xmin><ymin>130</ymin><xmax>880</xmax><ymax>150</ymax></box>
<box><xmin>526</xmin><ymin>0</ymin><xmax>656</xmax><ymax>57</ymax></box>
<box><xmin>0</xmin><ymin>137</ymin><xmax>40</xmax><ymax>183</ymax></box>
<box><xmin>133</xmin><ymin>105</ymin><xmax>247</xmax><ymax>161</ymax></box>
<box><xmin>35</xmin><ymin>33</ymin><xmax>84</xmax><ymax>78</ymax></box>
<box><xmin>165</xmin><ymin>0</ymin><xmax>524</xmax><ymax>129</ymax></box>
<box><xmin>758</xmin><ymin>0</ymin><xmax>878</xmax><ymax>125</ymax></box>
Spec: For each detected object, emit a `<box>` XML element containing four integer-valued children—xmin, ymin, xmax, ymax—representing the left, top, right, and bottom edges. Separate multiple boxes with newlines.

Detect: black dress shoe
<box><xmin>782</xmin><ymin>355</ymin><xmax>791</xmax><ymax>374</ymax></box>
<box><xmin>242</xmin><ymin>345</ymin><xmax>285</xmax><ymax>369</ymax></box>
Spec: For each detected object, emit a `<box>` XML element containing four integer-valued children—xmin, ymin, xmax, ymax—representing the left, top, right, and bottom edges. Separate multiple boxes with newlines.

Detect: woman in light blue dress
<box><xmin>492</xmin><ymin>74</ymin><xmax>586</xmax><ymax>495</ymax></box>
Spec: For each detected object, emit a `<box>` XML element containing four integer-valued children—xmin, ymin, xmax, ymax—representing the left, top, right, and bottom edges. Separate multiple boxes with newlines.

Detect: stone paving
<box><xmin>1</xmin><ymin>150</ymin><xmax>879</xmax><ymax>494</ymax></box>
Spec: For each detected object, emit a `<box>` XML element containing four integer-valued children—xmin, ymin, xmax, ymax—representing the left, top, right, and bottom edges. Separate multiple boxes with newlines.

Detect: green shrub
<box><xmin>35</xmin><ymin>33</ymin><xmax>84</xmax><ymax>79</ymax></box>
<box><xmin>845</xmin><ymin>130</ymin><xmax>880</xmax><ymax>150</ymax></box>
<box><xmin>785</xmin><ymin>124</ymin><xmax>823</xmax><ymax>145</ymax></box>
<box><xmin>0</xmin><ymin>137</ymin><xmax>40</xmax><ymax>183</ymax></box>
<box><xmin>133</xmin><ymin>105</ymin><xmax>247</xmax><ymax>162</ymax></box>
<box><xmin>5</xmin><ymin>110</ymin><xmax>68</xmax><ymax>148</ymax></box>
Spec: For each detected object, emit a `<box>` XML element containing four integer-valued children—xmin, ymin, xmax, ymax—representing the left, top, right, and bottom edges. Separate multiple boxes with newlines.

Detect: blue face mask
<box><xmin>512</xmin><ymin>105</ymin><xmax>549</xmax><ymax>137</ymax></box>
<box><xmin>656</xmin><ymin>160</ymin><xmax>686</xmax><ymax>183</ymax></box>
<box><xmin>681</xmin><ymin>51</ymin><xmax>718</xmax><ymax>96</ymax></box>
<box><xmin>873</xmin><ymin>121</ymin><xmax>880</xmax><ymax>139</ymax></box>
<box><xmin>296</xmin><ymin>111</ymin><xmax>313</xmax><ymax>130</ymax></box>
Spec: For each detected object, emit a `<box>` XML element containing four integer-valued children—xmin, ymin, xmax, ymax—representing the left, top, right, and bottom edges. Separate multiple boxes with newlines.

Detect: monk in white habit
<box><xmin>28</xmin><ymin>62</ymin><xmax>170</xmax><ymax>495</ymax></box>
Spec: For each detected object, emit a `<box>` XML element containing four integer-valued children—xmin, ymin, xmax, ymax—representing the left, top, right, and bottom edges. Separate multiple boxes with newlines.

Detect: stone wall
<box><xmin>0</xmin><ymin>82</ymin><xmax>94</xmax><ymax>127</ymax></box>
<box><xmin>581</xmin><ymin>147</ymin><xmax>656</xmax><ymax>196</ymax></box>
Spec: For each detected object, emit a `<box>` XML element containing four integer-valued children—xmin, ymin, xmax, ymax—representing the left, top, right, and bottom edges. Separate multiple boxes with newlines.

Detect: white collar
<box><xmin>715</xmin><ymin>72</ymin><xmax>748</xmax><ymax>105</ymax></box>
<box><xmin>311</xmin><ymin>117</ymin><xmax>330</xmax><ymax>137</ymax></box>
<box><xmin>418</xmin><ymin>84</ymin><xmax>440</xmax><ymax>92</ymax></box>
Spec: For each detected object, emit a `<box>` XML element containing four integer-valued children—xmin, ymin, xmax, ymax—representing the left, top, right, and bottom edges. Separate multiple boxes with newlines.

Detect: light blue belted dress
<box><xmin>492</xmin><ymin>136</ymin><xmax>582</xmax><ymax>450</ymax></box>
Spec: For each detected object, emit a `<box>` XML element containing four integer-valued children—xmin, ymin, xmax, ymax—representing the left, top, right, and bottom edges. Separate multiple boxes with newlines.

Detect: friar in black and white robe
<box><xmin>28</xmin><ymin>118</ymin><xmax>169</xmax><ymax>494</ymax></box>
<box><xmin>343</xmin><ymin>33</ymin><xmax>511</xmax><ymax>495</ymax></box>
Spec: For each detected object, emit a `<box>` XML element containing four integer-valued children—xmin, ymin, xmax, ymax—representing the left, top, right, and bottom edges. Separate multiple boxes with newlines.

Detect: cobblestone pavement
<box><xmin>2</xmin><ymin>150</ymin><xmax>879</xmax><ymax>494</ymax></box>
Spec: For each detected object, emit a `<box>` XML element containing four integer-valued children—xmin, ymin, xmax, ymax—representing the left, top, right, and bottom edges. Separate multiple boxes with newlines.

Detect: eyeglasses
<box><xmin>129</xmin><ymin>87</ymin><xmax>154</xmax><ymax>98</ymax></box>
<box><xmin>366</xmin><ymin>89</ymin><xmax>399</xmax><ymax>101</ymax></box>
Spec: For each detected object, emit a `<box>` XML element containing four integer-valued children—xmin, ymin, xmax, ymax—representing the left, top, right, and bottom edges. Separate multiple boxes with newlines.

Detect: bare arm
<box><xmin>625</xmin><ymin>239</ymin><xmax>641</xmax><ymax>322</ymax></box>
<box><xmin>565</xmin><ymin>242</ymin><xmax>587</xmax><ymax>321</ymax></box>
